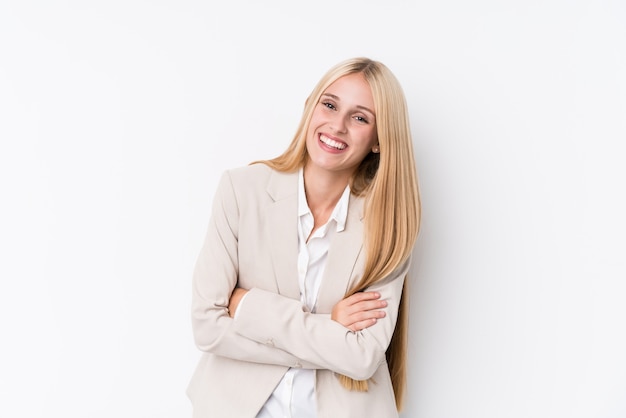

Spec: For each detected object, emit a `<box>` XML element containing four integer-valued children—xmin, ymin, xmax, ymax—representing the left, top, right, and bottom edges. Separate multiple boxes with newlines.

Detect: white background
<box><xmin>1</xmin><ymin>1</ymin><xmax>625</xmax><ymax>417</ymax></box>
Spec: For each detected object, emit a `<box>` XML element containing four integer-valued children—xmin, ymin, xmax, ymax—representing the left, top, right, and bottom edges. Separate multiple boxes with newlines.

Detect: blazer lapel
<box><xmin>315</xmin><ymin>195</ymin><xmax>365</xmax><ymax>314</ymax></box>
<box><xmin>266</xmin><ymin>170</ymin><xmax>301</xmax><ymax>300</ymax></box>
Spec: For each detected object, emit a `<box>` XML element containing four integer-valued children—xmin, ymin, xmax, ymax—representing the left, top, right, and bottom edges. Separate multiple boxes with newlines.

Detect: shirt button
<box><xmin>266</xmin><ymin>338</ymin><xmax>274</xmax><ymax>347</ymax></box>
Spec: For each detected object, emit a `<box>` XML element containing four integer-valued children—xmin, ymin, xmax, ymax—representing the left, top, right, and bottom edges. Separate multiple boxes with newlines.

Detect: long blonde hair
<box><xmin>255</xmin><ymin>57</ymin><xmax>420</xmax><ymax>410</ymax></box>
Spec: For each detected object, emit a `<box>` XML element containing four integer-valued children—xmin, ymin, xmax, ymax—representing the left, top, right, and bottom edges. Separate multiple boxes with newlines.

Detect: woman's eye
<box><xmin>354</xmin><ymin>115</ymin><xmax>369</xmax><ymax>124</ymax></box>
<box><xmin>322</xmin><ymin>102</ymin><xmax>336</xmax><ymax>110</ymax></box>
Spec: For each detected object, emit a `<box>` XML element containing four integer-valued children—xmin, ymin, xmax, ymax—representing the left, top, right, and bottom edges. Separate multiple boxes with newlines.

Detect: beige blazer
<box><xmin>187</xmin><ymin>163</ymin><xmax>409</xmax><ymax>418</ymax></box>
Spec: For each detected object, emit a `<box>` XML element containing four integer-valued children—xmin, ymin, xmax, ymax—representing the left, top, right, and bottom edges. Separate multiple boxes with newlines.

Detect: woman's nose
<box><xmin>331</xmin><ymin>113</ymin><xmax>348</xmax><ymax>133</ymax></box>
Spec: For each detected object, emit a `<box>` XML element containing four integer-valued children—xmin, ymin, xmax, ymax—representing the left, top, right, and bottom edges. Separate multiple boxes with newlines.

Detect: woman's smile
<box><xmin>319</xmin><ymin>133</ymin><xmax>347</xmax><ymax>151</ymax></box>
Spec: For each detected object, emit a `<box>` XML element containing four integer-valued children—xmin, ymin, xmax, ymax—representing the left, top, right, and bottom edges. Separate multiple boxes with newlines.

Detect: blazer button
<box><xmin>294</xmin><ymin>362</ymin><xmax>302</xmax><ymax>368</ymax></box>
<box><xmin>266</xmin><ymin>338</ymin><xmax>274</xmax><ymax>347</ymax></box>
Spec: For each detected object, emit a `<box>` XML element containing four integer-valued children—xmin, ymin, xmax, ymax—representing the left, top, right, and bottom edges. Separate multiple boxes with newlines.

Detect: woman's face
<box><xmin>305</xmin><ymin>73</ymin><xmax>378</xmax><ymax>179</ymax></box>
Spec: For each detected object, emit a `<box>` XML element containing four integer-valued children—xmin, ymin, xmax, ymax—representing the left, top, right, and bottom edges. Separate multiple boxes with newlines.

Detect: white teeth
<box><xmin>320</xmin><ymin>135</ymin><xmax>347</xmax><ymax>150</ymax></box>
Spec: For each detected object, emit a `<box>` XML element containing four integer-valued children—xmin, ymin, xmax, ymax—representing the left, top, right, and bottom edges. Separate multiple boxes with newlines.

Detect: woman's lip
<box><xmin>320</xmin><ymin>132</ymin><xmax>344</xmax><ymax>142</ymax></box>
<box><xmin>319</xmin><ymin>133</ymin><xmax>348</xmax><ymax>150</ymax></box>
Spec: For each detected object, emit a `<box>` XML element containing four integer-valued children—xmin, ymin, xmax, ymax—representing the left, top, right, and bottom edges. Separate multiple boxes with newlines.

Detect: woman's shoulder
<box><xmin>226</xmin><ymin>162</ymin><xmax>272</xmax><ymax>179</ymax></box>
<box><xmin>223</xmin><ymin>163</ymin><xmax>274</xmax><ymax>188</ymax></box>
<box><xmin>222</xmin><ymin>163</ymin><xmax>297</xmax><ymax>194</ymax></box>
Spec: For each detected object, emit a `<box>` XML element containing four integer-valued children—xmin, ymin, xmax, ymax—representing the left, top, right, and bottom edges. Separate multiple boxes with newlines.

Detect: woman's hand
<box><xmin>331</xmin><ymin>292</ymin><xmax>387</xmax><ymax>332</ymax></box>
<box><xmin>228</xmin><ymin>288</ymin><xmax>248</xmax><ymax>318</ymax></box>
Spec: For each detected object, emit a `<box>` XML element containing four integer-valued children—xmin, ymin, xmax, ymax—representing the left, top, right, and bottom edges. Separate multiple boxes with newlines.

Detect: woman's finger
<box><xmin>349</xmin><ymin>317</ymin><xmax>379</xmax><ymax>332</ymax></box>
<box><xmin>342</xmin><ymin>291</ymin><xmax>381</xmax><ymax>306</ymax></box>
<box><xmin>340</xmin><ymin>307</ymin><xmax>386</xmax><ymax>328</ymax></box>
<box><xmin>349</xmin><ymin>299</ymin><xmax>387</xmax><ymax>314</ymax></box>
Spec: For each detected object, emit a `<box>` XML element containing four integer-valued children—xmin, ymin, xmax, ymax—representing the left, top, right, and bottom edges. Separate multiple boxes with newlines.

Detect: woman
<box><xmin>188</xmin><ymin>57</ymin><xmax>420</xmax><ymax>418</ymax></box>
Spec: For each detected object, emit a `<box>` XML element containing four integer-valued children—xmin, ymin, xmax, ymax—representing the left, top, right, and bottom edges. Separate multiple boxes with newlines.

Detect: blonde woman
<box><xmin>188</xmin><ymin>57</ymin><xmax>420</xmax><ymax>418</ymax></box>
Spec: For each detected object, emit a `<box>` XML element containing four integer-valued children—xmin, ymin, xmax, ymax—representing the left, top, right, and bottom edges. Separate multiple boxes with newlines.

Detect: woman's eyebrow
<box><xmin>321</xmin><ymin>93</ymin><xmax>375</xmax><ymax>116</ymax></box>
<box><xmin>321</xmin><ymin>93</ymin><xmax>340</xmax><ymax>102</ymax></box>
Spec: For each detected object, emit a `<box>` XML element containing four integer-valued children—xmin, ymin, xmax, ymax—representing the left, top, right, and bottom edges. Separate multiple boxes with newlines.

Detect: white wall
<box><xmin>1</xmin><ymin>1</ymin><xmax>624</xmax><ymax>417</ymax></box>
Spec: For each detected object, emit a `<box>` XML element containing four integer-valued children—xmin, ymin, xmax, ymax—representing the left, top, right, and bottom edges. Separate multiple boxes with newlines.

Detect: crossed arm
<box><xmin>229</xmin><ymin>287</ymin><xmax>387</xmax><ymax>332</ymax></box>
<box><xmin>193</xmin><ymin>250</ymin><xmax>408</xmax><ymax>380</ymax></box>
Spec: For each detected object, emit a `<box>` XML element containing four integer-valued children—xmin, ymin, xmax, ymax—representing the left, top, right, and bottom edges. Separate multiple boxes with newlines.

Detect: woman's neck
<box><xmin>303</xmin><ymin>165</ymin><xmax>351</xmax><ymax>226</ymax></box>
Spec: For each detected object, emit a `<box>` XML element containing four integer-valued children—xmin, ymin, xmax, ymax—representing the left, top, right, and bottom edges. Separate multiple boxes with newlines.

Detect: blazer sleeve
<box><xmin>191</xmin><ymin>170</ymin><xmax>317</xmax><ymax>369</ymax></box>
<box><xmin>231</xmin><ymin>258</ymin><xmax>410</xmax><ymax>381</ymax></box>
